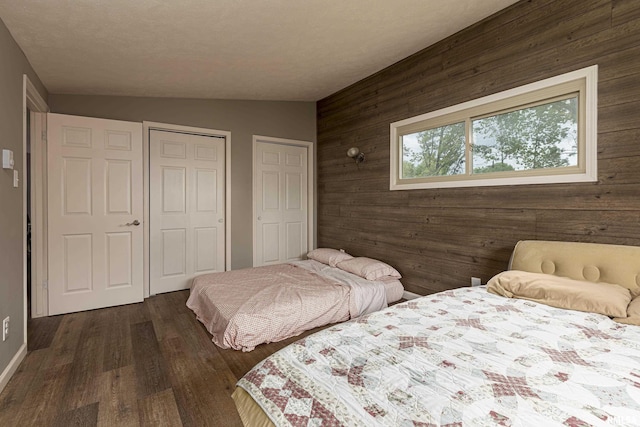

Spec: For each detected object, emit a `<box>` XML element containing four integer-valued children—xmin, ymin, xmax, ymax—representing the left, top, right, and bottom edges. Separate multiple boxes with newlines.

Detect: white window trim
<box><xmin>390</xmin><ymin>65</ymin><xmax>598</xmax><ymax>190</ymax></box>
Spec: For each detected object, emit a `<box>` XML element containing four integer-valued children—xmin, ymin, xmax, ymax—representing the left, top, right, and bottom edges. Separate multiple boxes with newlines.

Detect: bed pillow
<box><xmin>336</xmin><ymin>257</ymin><xmax>401</xmax><ymax>281</ymax></box>
<box><xmin>487</xmin><ymin>270</ymin><xmax>631</xmax><ymax>318</ymax></box>
<box><xmin>614</xmin><ymin>296</ymin><xmax>640</xmax><ymax>326</ymax></box>
<box><xmin>306</xmin><ymin>248</ymin><xmax>353</xmax><ymax>267</ymax></box>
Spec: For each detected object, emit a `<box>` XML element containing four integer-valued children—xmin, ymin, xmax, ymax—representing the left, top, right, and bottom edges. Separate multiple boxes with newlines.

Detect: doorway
<box><xmin>25</xmin><ymin>77</ymin><xmax>49</xmax><ymax>319</ymax></box>
<box><xmin>26</xmin><ymin>108</ymin><xmax>31</xmax><ymax>319</ymax></box>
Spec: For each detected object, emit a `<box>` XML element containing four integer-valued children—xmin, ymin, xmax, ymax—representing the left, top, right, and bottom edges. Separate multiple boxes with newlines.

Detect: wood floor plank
<box><xmin>131</xmin><ymin>321</ymin><xmax>171</xmax><ymax>398</ymax></box>
<box><xmin>48</xmin><ymin>311</ymin><xmax>87</xmax><ymax>367</ymax></box>
<box><xmin>138</xmin><ymin>389</ymin><xmax>184</xmax><ymax>427</ymax></box>
<box><xmin>52</xmin><ymin>402</ymin><xmax>99</xmax><ymax>427</ymax></box>
<box><xmin>0</xmin><ymin>348</ymin><xmax>49</xmax><ymax>425</ymax></box>
<box><xmin>160</xmin><ymin>335</ymin><xmax>237</xmax><ymax>427</ymax></box>
<box><xmin>16</xmin><ymin>362</ymin><xmax>73</xmax><ymax>426</ymax></box>
<box><xmin>126</xmin><ymin>300</ymin><xmax>153</xmax><ymax>325</ymax></box>
<box><xmin>146</xmin><ymin>292</ymin><xmax>183</xmax><ymax>342</ymax></box>
<box><xmin>196</xmin><ymin>350</ymin><xmax>245</xmax><ymax>427</ymax></box>
<box><xmin>97</xmin><ymin>365</ymin><xmax>140</xmax><ymax>427</ymax></box>
<box><xmin>61</xmin><ymin>309</ymin><xmax>108</xmax><ymax>411</ymax></box>
<box><xmin>27</xmin><ymin>315</ymin><xmax>62</xmax><ymax>351</ymax></box>
<box><xmin>102</xmin><ymin>305</ymin><xmax>133</xmax><ymax>372</ymax></box>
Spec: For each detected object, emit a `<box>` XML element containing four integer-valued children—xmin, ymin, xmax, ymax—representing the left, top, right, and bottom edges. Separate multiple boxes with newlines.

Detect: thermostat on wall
<box><xmin>2</xmin><ymin>149</ymin><xmax>14</xmax><ymax>170</ymax></box>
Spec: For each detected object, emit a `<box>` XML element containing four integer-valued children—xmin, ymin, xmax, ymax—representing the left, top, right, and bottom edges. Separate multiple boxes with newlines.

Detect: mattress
<box><xmin>237</xmin><ymin>286</ymin><xmax>640</xmax><ymax>426</ymax></box>
<box><xmin>235</xmin><ymin>240</ymin><xmax>640</xmax><ymax>426</ymax></box>
<box><xmin>187</xmin><ymin>260</ymin><xmax>403</xmax><ymax>352</ymax></box>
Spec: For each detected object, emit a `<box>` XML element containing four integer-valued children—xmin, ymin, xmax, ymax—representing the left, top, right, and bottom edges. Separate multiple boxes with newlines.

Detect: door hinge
<box><xmin>42</xmin><ymin>280</ymin><xmax>48</xmax><ymax>289</ymax></box>
<box><xmin>41</xmin><ymin>131</ymin><xmax>47</xmax><ymax>142</ymax></box>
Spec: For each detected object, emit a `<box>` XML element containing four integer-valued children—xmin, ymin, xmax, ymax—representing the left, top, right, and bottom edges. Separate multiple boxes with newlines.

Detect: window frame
<box><xmin>390</xmin><ymin>65</ymin><xmax>598</xmax><ymax>190</ymax></box>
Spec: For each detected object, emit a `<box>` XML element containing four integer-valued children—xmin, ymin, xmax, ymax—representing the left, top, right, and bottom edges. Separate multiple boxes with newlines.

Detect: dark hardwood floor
<box><xmin>0</xmin><ymin>290</ymin><xmax>331</xmax><ymax>426</ymax></box>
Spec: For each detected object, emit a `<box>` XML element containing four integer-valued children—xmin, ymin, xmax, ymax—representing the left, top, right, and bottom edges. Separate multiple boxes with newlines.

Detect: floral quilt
<box><xmin>238</xmin><ymin>287</ymin><xmax>640</xmax><ymax>426</ymax></box>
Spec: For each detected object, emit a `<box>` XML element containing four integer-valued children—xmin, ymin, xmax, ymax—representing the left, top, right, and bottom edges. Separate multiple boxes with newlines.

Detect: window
<box><xmin>390</xmin><ymin>66</ymin><xmax>597</xmax><ymax>190</ymax></box>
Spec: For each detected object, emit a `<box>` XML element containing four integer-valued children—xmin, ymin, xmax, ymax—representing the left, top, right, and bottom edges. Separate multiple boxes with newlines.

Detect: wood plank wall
<box><xmin>316</xmin><ymin>0</ymin><xmax>640</xmax><ymax>296</ymax></box>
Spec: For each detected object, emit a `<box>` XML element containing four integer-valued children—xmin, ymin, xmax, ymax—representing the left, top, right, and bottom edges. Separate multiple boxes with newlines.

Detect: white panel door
<box><xmin>47</xmin><ymin>113</ymin><xmax>144</xmax><ymax>315</ymax></box>
<box><xmin>254</xmin><ymin>141</ymin><xmax>308</xmax><ymax>266</ymax></box>
<box><xmin>150</xmin><ymin>130</ymin><xmax>225</xmax><ymax>294</ymax></box>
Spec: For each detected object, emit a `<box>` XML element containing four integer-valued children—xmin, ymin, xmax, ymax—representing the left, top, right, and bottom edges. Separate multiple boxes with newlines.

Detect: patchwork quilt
<box><xmin>238</xmin><ymin>287</ymin><xmax>640</xmax><ymax>426</ymax></box>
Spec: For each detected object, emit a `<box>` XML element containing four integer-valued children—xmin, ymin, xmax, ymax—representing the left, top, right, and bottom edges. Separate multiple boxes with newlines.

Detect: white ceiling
<box><xmin>0</xmin><ymin>0</ymin><xmax>518</xmax><ymax>101</ymax></box>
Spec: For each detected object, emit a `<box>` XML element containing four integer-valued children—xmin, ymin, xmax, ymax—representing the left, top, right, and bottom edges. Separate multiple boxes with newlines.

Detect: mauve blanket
<box><xmin>187</xmin><ymin>263</ymin><xmax>384</xmax><ymax>351</ymax></box>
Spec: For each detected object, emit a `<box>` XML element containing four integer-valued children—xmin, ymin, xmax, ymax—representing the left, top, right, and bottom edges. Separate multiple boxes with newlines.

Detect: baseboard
<box><xmin>402</xmin><ymin>290</ymin><xmax>422</xmax><ymax>300</ymax></box>
<box><xmin>0</xmin><ymin>342</ymin><xmax>27</xmax><ymax>393</ymax></box>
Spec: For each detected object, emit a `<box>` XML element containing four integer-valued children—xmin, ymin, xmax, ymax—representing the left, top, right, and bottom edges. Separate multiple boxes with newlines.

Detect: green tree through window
<box><xmin>472</xmin><ymin>97</ymin><xmax>578</xmax><ymax>174</ymax></box>
<box><xmin>402</xmin><ymin>122</ymin><xmax>465</xmax><ymax>178</ymax></box>
<box><xmin>391</xmin><ymin>65</ymin><xmax>596</xmax><ymax>190</ymax></box>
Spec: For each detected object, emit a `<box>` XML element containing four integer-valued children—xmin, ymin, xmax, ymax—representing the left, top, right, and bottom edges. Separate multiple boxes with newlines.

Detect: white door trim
<box><xmin>25</xmin><ymin>76</ymin><xmax>49</xmax><ymax>319</ymax></box>
<box><xmin>29</xmin><ymin>111</ymin><xmax>48</xmax><ymax>318</ymax></box>
<box><xmin>2</xmin><ymin>75</ymin><xmax>49</xmax><ymax>393</ymax></box>
<box><xmin>252</xmin><ymin>135</ymin><xmax>314</xmax><ymax>266</ymax></box>
<box><xmin>143</xmin><ymin>121</ymin><xmax>231</xmax><ymax>297</ymax></box>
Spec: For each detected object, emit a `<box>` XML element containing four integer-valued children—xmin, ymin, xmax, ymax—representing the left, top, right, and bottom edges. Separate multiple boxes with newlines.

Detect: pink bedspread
<box><xmin>186</xmin><ymin>263</ymin><xmax>352</xmax><ymax>351</ymax></box>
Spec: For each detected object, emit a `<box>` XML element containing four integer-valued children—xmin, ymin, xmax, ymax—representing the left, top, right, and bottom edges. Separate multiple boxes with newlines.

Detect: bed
<box><xmin>186</xmin><ymin>249</ymin><xmax>404</xmax><ymax>352</ymax></box>
<box><xmin>233</xmin><ymin>240</ymin><xmax>640</xmax><ymax>426</ymax></box>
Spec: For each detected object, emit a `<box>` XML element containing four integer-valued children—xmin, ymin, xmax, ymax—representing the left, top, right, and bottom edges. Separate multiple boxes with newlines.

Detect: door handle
<box><xmin>218</xmin><ymin>218</ymin><xmax>224</xmax><ymax>223</ymax></box>
<box><xmin>126</xmin><ymin>220</ymin><xmax>141</xmax><ymax>226</ymax></box>
<box><xmin>257</xmin><ymin>216</ymin><xmax>262</xmax><ymax>221</ymax></box>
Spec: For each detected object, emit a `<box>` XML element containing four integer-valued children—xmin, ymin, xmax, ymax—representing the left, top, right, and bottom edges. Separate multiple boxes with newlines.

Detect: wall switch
<box><xmin>13</xmin><ymin>170</ymin><xmax>19</xmax><ymax>188</ymax></box>
<box><xmin>2</xmin><ymin>316</ymin><xmax>9</xmax><ymax>341</ymax></box>
<box><xmin>2</xmin><ymin>149</ymin><xmax>14</xmax><ymax>169</ymax></box>
<box><xmin>471</xmin><ymin>277</ymin><xmax>482</xmax><ymax>287</ymax></box>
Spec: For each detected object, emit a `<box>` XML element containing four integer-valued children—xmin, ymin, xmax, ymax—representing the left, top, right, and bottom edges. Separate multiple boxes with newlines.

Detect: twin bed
<box><xmin>226</xmin><ymin>240</ymin><xmax>640</xmax><ymax>426</ymax></box>
<box><xmin>187</xmin><ymin>248</ymin><xmax>404</xmax><ymax>352</ymax></box>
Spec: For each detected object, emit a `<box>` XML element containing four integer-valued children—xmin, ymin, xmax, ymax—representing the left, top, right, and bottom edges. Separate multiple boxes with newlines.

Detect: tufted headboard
<box><xmin>508</xmin><ymin>240</ymin><xmax>640</xmax><ymax>297</ymax></box>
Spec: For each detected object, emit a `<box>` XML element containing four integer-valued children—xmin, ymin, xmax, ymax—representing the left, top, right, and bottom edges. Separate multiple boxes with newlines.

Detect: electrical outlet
<box><xmin>2</xmin><ymin>316</ymin><xmax>9</xmax><ymax>341</ymax></box>
<box><xmin>471</xmin><ymin>277</ymin><xmax>482</xmax><ymax>287</ymax></box>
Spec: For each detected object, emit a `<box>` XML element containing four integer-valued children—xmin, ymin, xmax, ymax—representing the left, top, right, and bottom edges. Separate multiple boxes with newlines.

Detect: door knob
<box><xmin>218</xmin><ymin>218</ymin><xmax>223</xmax><ymax>223</ymax></box>
<box><xmin>257</xmin><ymin>216</ymin><xmax>262</xmax><ymax>221</ymax></box>
<box><xmin>126</xmin><ymin>220</ymin><xmax>141</xmax><ymax>226</ymax></box>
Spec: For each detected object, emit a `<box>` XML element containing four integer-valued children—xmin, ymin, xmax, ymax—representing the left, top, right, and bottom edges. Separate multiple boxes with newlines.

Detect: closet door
<box><xmin>149</xmin><ymin>130</ymin><xmax>226</xmax><ymax>294</ymax></box>
<box><xmin>254</xmin><ymin>139</ymin><xmax>308</xmax><ymax>266</ymax></box>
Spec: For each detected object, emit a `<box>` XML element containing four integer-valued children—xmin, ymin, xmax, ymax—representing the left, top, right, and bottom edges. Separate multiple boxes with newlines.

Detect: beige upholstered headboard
<box><xmin>509</xmin><ymin>240</ymin><xmax>640</xmax><ymax>296</ymax></box>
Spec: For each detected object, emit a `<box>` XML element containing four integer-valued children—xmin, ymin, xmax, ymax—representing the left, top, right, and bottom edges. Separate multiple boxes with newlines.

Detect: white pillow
<box><xmin>336</xmin><ymin>257</ymin><xmax>401</xmax><ymax>281</ymax></box>
<box><xmin>306</xmin><ymin>248</ymin><xmax>353</xmax><ymax>267</ymax></box>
